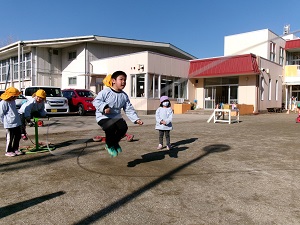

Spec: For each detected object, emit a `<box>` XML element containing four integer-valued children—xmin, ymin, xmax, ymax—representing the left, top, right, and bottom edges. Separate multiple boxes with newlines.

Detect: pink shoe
<box><xmin>157</xmin><ymin>144</ymin><xmax>163</xmax><ymax>150</ymax></box>
<box><xmin>21</xmin><ymin>134</ymin><xmax>28</xmax><ymax>141</ymax></box>
<box><xmin>126</xmin><ymin>134</ymin><xmax>134</xmax><ymax>142</ymax></box>
<box><xmin>93</xmin><ymin>136</ymin><xmax>103</xmax><ymax>142</ymax></box>
<box><xmin>5</xmin><ymin>152</ymin><xmax>16</xmax><ymax>157</ymax></box>
<box><xmin>15</xmin><ymin>150</ymin><xmax>24</xmax><ymax>156</ymax></box>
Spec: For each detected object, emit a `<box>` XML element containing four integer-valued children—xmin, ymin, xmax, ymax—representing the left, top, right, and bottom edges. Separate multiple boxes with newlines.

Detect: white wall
<box><xmin>224</xmin><ymin>29</ymin><xmax>286</xmax><ymax>64</ymax></box>
<box><xmin>224</xmin><ymin>29</ymin><xmax>270</xmax><ymax>57</ymax></box>
<box><xmin>90</xmin><ymin>51</ymin><xmax>190</xmax><ymax>112</ymax></box>
<box><xmin>61</xmin><ymin>44</ymin><xmax>86</xmax><ymax>89</ymax></box>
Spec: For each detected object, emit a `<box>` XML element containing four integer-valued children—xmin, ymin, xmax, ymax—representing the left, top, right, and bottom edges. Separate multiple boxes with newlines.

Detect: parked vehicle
<box><xmin>15</xmin><ymin>94</ymin><xmax>28</xmax><ymax>109</ymax></box>
<box><xmin>62</xmin><ymin>89</ymin><xmax>96</xmax><ymax>116</ymax></box>
<box><xmin>24</xmin><ymin>86</ymin><xmax>69</xmax><ymax>114</ymax></box>
<box><xmin>0</xmin><ymin>89</ymin><xmax>28</xmax><ymax>109</ymax></box>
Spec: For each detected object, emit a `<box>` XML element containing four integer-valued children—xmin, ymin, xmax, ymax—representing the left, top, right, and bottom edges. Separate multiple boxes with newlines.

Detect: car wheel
<box><xmin>78</xmin><ymin>104</ymin><xmax>85</xmax><ymax>116</ymax></box>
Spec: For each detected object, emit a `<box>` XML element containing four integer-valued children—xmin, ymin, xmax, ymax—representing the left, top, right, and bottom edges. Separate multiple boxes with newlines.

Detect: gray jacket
<box><xmin>93</xmin><ymin>87</ymin><xmax>140</xmax><ymax>123</ymax></box>
<box><xmin>155</xmin><ymin>107</ymin><xmax>173</xmax><ymax>130</ymax></box>
<box><xmin>0</xmin><ymin>100</ymin><xmax>21</xmax><ymax>128</ymax></box>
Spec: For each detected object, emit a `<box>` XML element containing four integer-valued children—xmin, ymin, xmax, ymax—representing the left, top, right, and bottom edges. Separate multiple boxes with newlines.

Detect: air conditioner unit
<box><xmin>177</xmin><ymin>98</ymin><xmax>184</xmax><ymax>104</ymax></box>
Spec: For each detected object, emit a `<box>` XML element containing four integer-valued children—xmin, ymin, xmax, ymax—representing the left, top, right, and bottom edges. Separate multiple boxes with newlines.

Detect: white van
<box><xmin>24</xmin><ymin>86</ymin><xmax>69</xmax><ymax>114</ymax></box>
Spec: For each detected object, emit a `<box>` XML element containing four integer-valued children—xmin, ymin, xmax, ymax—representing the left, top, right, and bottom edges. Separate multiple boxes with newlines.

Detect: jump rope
<box><xmin>19</xmin><ymin>28</ymin><xmax>300</xmax><ymax>156</ymax></box>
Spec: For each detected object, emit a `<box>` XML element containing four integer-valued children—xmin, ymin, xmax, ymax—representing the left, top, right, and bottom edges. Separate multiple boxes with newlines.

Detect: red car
<box><xmin>62</xmin><ymin>89</ymin><xmax>96</xmax><ymax>116</ymax></box>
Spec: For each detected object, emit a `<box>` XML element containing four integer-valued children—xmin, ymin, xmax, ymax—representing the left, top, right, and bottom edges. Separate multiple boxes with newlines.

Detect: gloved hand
<box><xmin>26</xmin><ymin>118</ymin><xmax>34</xmax><ymax>127</ymax></box>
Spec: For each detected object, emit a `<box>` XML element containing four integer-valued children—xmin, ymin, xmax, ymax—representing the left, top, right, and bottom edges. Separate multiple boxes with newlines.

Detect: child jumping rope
<box><xmin>155</xmin><ymin>96</ymin><xmax>173</xmax><ymax>150</ymax></box>
<box><xmin>0</xmin><ymin>87</ymin><xmax>23</xmax><ymax>157</ymax></box>
<box><xmin>93</xmin><ymin>71</ymin><xmax>143</xmax><ymax>157</ymax></box>
<box><xmin>92</xmin><ymin>74</ymin><xmax>135</xmax><ymax>143</ymax></box>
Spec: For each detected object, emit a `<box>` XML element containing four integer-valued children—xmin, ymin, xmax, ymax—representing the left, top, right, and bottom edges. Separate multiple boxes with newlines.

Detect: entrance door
<box><xmin>204</xmin><ymin>87</ymin><xmax>216</xmax><ymax>109</ymax></box>
<box><xmin>215</xmin><ymin>86</ymin><xmax>238</xmax><ymax>105</ymax></box>
<box><xmin>215</xmin><ymin>86</ymin><xmax>228</xmax><ymax>104</ymax></box>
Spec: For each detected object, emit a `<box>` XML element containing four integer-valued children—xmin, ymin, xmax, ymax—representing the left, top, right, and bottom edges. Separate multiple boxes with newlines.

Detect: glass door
<box><xmin>229</xmin><ymin>86</ymin><xmax>238</xmax><ymax>103</ymax></box>
<box><xmin>204</xmin><ymin>87</ymin><xmax>216</xmax><ymax>109</ymax></box>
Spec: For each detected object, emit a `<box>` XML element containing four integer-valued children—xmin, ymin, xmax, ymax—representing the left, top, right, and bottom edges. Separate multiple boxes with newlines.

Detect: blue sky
<box><xmin>1</xmin><ymin>0</ymin><xmax>299</xmax><ymax>59</ymax></box>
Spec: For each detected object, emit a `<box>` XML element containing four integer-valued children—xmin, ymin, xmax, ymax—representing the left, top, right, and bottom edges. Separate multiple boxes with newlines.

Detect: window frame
<box><xmin>68</xmin><ymin>76</ymin><xmax>77</xmax><ymax>85</ymax></box>
<box><xmin>269</xmin><ymin>42</ymin><xmax>276</xmax><ymax>62</ymax></box>
<box><xmin>68</xmin><ymin>51</ymin><xmax>77</xmax><ymax>61</ymax></box>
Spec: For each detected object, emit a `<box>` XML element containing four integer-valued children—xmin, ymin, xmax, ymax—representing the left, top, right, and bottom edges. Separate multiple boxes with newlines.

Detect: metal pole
<box><xmin>34</xmin><ymin>117</ymin><xmax>39</xmax><ymax>151</ymax></box>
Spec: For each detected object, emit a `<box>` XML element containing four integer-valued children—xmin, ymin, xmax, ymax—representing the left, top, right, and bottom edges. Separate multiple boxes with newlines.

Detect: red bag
<box><xmin>296</xmin><ymin>116</ymin><xmax>300</xmax><ymax>123</ymax></box>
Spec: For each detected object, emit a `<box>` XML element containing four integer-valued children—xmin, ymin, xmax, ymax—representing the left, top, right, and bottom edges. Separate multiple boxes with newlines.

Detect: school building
<box><xmin>0</xmin><ymin>25</ymin><xmax>299</xmax><ymax>114</ymax></box>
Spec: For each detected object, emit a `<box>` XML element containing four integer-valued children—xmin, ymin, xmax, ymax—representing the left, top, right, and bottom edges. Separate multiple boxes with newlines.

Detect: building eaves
<box><xmin>285</xmin><ymin>38</ymin><xmax>300</xmax><ymax>52</ymax></box>
<box><xmin>188</xmin><ymin>54</ymin><xmax>260</xmax><ymax>78</ymax></box>
<box><xmin>0</xmin><ymin>35</ymin><xmax>196</xmax><ymax>60</ymax></box>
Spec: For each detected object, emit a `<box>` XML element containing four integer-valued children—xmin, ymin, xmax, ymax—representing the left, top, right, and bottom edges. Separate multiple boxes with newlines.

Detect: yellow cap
<box><xmin>35</xmin><ymin>89</ymin><xmax>46</xmax><ymax>99</ymax></box>
<box><xmin>103</xmin><ymin>74</ymin><xmax>112</xmax><ymax>87</ymax></box>
<box><xmin>0</xmin><ymin>87</ymin><xmax>21</xmax><ymax>100</ymax></box>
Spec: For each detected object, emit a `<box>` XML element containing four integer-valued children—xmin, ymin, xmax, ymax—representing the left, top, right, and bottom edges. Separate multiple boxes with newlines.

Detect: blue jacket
<box><xmin>93</xmin><ymin>87</ymin><xmax>140</xmax><ymax>123</ymax></box>
<box><xmin>19</xmin><ymin>98</ymin><xmax>46</xmax><ymax>119</ymax></box>
<box><xmin>0</xmin><ymin>100</ymin><xmax>22</xmax><ymax>128</ymax></box>
<box><xmin>155</xmin><ymin>107</ymin><xmax>173</xmax><ymax>130</ymax></box>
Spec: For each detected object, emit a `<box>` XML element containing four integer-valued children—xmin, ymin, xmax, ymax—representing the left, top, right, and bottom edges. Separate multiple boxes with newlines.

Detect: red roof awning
<box><xmin>188</xmin><ymin>54</ymin><xmax>260</xmax><ymax>78</ymax></box>
<box><xmin>285</xmin><ymin>39</ymin><xmax>300</xmax><ymax>50</ymax></box>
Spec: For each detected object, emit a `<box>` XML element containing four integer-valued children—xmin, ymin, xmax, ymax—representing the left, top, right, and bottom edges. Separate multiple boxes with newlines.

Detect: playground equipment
<box><xmin>21</xmin><ymin>117</ymin><xmax>55</xmax><ymax>154</ymax></box>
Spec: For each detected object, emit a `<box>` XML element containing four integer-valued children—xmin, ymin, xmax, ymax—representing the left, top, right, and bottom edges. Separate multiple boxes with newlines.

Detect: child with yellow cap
<box><xmin>92</xmin><ymin>73</ymin><xmax>135</xmax><ymax>144</ymax></box>
<box><xmin>93</xmin><ymin>71</ymin><xmax>143</xmax><ymax>157</ymax></box>
<box><xmin>18</xmin><ymin>89</ymin><xmax>47</xmax><ymax>140</ymax></box>
<box><xmin>0</xmin><ymin>87</ymin><xmax>23</xmax><ymax>156</ymax></box>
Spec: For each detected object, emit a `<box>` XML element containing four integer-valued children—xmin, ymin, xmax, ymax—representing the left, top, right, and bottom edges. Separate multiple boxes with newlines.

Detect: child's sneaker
<box><xmin>105</xmin><ymin>145</ymin><xmax>118</xmax><ymax>157</ymax></box>
<box><xmin>157</xmin><ymin>144</ymin><xmax>163</xmax><ymax>150</ymax></box>
<box><xmin>5</xmin><ymin>152</ymin><xmax>16</xmax><ymax>157</ymax></box>
<box><xmin>126</xmin><ymin>134</ymin><xmax>134</xmax><ymax>142</ymax></box>
<box><xmin>167</xmin><ymin>145</ymin><xmax>171</xmax><ymax>150</ymax></box>
<box><xmin>21</xmin><ymin>134</ymin><xmax>28</xmax><ymax>141</ymax></box>
<box><xmin>115</xmin><ymin>144</ymin><xmax>122</xmax><ymax>154</ymax></box>
<box><xmin>93</xmin><ymin>136</ymin><xmax>103</xmax><ymax>142</ymax></box>
<box><xmin>15</xmin><ymin>150</ymin><xmax>24</xmax><ymax>156</ymax></box>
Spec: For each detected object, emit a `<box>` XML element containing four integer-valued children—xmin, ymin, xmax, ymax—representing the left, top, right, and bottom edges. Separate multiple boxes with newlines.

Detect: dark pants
<box><xmin>20</xmin><ymin>112</ymin><xmax>43</xmax><ymax>134</ymax></box>
<box><xmin>6</xmin><ymin>126</ymin><xmax>21</xmax><ymax>152</ymax></box>
<box><xmin>98</xmin><ymin>118</ymin><xmax>128</xmax><ymax>148</ymax></box>
<box><xmin>159</xmin><ymin>130</ymin><xmax>170</xmax><ymax>146</ymax></box>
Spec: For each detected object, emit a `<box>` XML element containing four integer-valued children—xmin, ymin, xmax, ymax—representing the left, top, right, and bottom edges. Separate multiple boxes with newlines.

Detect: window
<box><xmin>269</xmin><ymin>42</ymin><xmax>276</xmax><ymax>62</ymax></box>
<box><xmin>275</xmin><ymin>80</ymin><xmax>278</xmax><ymax>101</ymax></box>
<box><xmin>12</xmin><ymin>57</ymin><xmax>18</xmax><ymax>80</ymax></box>
<box><xmin>0</xmin><ymin>53</ymin><xmax>32</xmax><ymax>82</ymax></box>
<box><xmin>291</xmin><ymin>53</ymin><xmax>300</xmax><ymax>65</ymax></box>
<box><xmin>261</xmin><ymin>76</ymin><xmax>264</xmax><ymax>101</ymax></box>
<box><xmin>148</xmin><ymin>74</ymin><xmax>159</xmax><ymax>98</ymax></box>
<box><xmin>68</xmin><ymin>77</ymin><xmax>77</xmax><ymax>85</ymax></box>
<box><xmin>268</xmin><ymin>79</ymin><xmax>271</xmax><ymax>100</ymax></box>
<box><xmin>279</xmin><ymin>47</ymin><xmax>284</xmax><ymax>65</ymax></box>
<box><xmin>68</xmin><ymin>51</ymin><xmax>77</xmax><ymax>60</ymax></box>
<box><xmin>161</xmin><ymin>75</ymin><xmax>173</xmax><ymax>97</ymax></box>
<box><xmin>132</xmin><ymin>73</ymin><xmax>187</xmax><ymax>99</ymax></box>
<box><xmin>24</xmin><ymin>53</ymin><xmax>31</xmax><ymax>79</ymax></box>
<box><xmin>25</xmin><ymin>87</ymin><xmax>63</xmax><ymax>97</ymax></box>
<box><xmin>174</xmin><ymin>78</ymin><xmax>187</xmax><ymax>99</ymax></box>
<box><xmin>131</xmin><ymin>74</ymin><xmax>145</xmax><ymax>97</ymax></box>
<box><xmin>0</xmin><ymin>59</ymin><xmax>9</xmax><ymax>82</ymax></box>
<box><xmin>53</xmin><ymin>49</ymin><xmax>59</xmax><ymax>55</ymax></box>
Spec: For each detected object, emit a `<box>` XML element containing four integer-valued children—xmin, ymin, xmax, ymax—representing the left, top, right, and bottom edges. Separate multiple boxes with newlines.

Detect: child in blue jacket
<box><xmin>0</xmin><ymin>87</ymin><xmax>23</xmax><ymax>157</ymax></box>
<box><xmin>93</xmin><ymin>71</ymin><xmax>143</xmax><ymax>157</ymax></box>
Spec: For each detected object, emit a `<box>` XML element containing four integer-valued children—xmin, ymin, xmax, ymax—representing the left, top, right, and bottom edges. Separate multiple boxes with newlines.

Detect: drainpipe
<box><xmin>256</xmin><ymin>56</ymin><xmax>261</xmax><ymax>113</ymax></box>
<box><xmin>21</xmin><ymin>42</ymin><xmax>24</xmax><ymax>90</ymax></box>
<box><xmin>18</xmin><ymin>41</ymin><xmax>21</xmax><ymax>90</ymax></box>
<box><xmin>85</xmin><ymin>42</ymin><xmax>88</xmax><ymax>89</ymax></box>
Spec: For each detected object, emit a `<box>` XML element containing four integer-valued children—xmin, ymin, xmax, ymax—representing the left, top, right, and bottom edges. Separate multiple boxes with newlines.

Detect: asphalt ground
<box><xmin>0</xmin><ymin>112</ymin><xmax>300</xmax><ymax>225</ymax></box>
